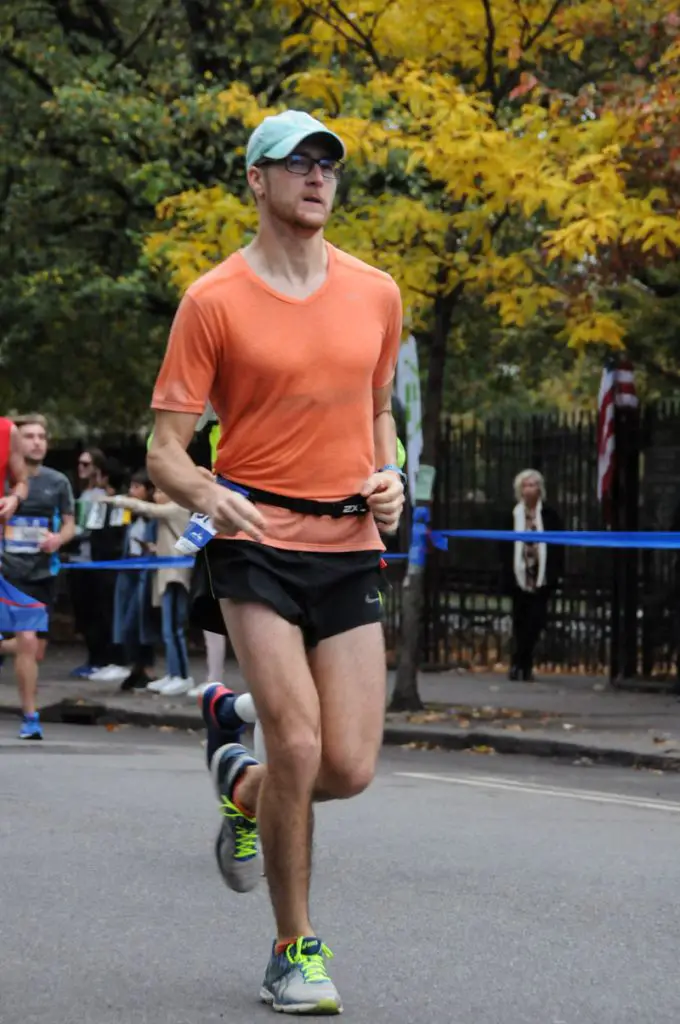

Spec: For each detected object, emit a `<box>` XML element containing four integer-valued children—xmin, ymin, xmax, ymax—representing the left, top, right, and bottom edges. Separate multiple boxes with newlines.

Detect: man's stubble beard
<box><xmin>270</xmin><ymin>198</ymin><xmax>330</xmax><ymax>235</ymax></box>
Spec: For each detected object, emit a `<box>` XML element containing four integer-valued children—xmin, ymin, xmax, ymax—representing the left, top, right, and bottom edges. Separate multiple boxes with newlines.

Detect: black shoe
<box><xmin>508</xmin><ymin>665</ymin><xmax>520</xmax><ymax>681</ymax></box>
<box><xmin>120</xmin><ymin>671</ymin><xmax>152</xmax><ymax>691</ymax></box>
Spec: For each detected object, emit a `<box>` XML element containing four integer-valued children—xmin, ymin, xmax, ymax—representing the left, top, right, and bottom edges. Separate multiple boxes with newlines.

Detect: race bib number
<box><xmin>4</xmin><ymin>516</ymin><xmax>49</xmax><ymax>554</ymax></box>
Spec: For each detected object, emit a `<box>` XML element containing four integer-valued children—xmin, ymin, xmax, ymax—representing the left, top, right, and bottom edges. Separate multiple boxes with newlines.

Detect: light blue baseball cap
<box><xmin>246</xmin><ymin>110</ymin><xmax>346</xmax><ymax>168</ymax></box>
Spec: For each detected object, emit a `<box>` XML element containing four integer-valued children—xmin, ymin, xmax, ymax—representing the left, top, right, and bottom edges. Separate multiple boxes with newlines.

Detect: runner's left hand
<box><xmin>361</xmin><ymin>471</ymin><xmax>405</xmax><ymax>535</ymax></box>
<box><xmin>39</xmin><ymin>532</ymin><xmax>62</xmax><ymax>554</ymax></box>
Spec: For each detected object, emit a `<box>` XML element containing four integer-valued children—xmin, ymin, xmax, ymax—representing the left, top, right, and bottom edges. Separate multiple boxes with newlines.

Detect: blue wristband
<box><xmin>379</xmin><ymin>464</ymin><xmax>407</xmax><ymax>484</ymax></box>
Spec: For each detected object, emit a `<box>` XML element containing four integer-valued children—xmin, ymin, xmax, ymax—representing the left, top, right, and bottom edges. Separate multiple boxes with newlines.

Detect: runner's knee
<box><xmin>318</xmin><ymin>750</ymin><xmax>377</xmax><ymax>800</ymax></box>
<box><xmin>16</xmin><ymin>632</ymin><xmax>39</xmax><ymax>658</ymax></box>
<box><xmin>264</xmin><ymin>719</ymin><xmax>322</xmax><ymax>783</ymax></box>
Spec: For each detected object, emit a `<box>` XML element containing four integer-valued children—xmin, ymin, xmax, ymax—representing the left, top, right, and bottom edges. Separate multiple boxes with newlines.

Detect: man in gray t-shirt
<box><xmin>1</xmin><ymin>414</ymin><xmax>75</xmax><ymax>740</ymax></box>
<box><xmin>3</xmin><ymin>465</ymin><xmax>75</xmax><ymax>582</ymax></box>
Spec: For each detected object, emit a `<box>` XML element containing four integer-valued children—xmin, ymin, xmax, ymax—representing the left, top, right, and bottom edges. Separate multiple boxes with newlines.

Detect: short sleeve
<box><xmin>59</xmin><ymin>476</ymin><xmax>75</xmax><ymax>517</ymax></box>
<box><xmin>372</xmin><ymin>279</ymin><xmax>403</xmax><ymax>389</ymax></box>
<box><xmin>151</xmin><ymin>293</ymin><xmax>218</xmax><ymax>414</ymax></box>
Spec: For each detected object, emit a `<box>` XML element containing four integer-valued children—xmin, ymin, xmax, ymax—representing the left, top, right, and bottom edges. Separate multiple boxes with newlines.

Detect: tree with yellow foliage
<box><xmin>147</xmin><ymin>0</ymin><xmax>680</xmax><ymax>708</ymax></box>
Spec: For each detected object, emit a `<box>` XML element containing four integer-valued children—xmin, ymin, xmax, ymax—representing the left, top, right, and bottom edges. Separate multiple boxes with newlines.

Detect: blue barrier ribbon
<box><xmin>61</xmin><ymin>552</ymin><xmax>407</xmax><ymax>571</ymax></box>
<box><xmin>62</xmin><ymin>556</ymin><xmax>196</xmax><ymax>571</ymax></box>
<box><xmin>430</xmin><ymin>529</ymin><xmax>680</xmax><ymax>550</ymax></box>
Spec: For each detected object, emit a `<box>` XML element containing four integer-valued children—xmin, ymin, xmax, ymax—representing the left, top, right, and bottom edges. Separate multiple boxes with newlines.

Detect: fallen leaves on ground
<box><xmin>406</xmin><ymin>710</ymin><xmax>452</xmax><ymax>725</ymax></box>
<box><xmin>403</xmin><ymin>704</ymin><xmax>557</xmax><ymax>731</ymax></box>
<box><xmin>400</xmin><ymin>741</ymin><xmax>445</xmax><ymax>751</ymax></box>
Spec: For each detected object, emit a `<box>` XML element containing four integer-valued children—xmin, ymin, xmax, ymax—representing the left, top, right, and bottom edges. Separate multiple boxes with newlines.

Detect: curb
<box><xmin>17</xmin><ymin>699</ymin><xmax>202</xmax><ymax>732</ymax></box>
<box><xmin>382</xmin><ymin>722</ymin><xmax>680</xmax><ymax>772</ymax></box>
<box><xmin>2</xmin><ymin>699</ymin><xmax>680</xmax><ymax>773</ymax></box>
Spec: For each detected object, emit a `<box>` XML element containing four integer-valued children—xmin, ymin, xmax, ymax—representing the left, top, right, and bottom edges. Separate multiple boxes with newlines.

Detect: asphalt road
<box><xmin>2</xmin><ymin>721</ymin><xmax>680</xmax><ymax>1024</ymax></box>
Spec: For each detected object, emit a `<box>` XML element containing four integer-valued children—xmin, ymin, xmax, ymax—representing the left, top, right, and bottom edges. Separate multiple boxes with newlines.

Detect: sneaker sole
<box><xmin>19</xmin><ymin>733</ymin><xmax>43</xmax><ymax>741</ymax></box>
<box><xmin>260</xmin><ymin>988</ymin><xmax>342</xmax><ymax>1015</ymax></box>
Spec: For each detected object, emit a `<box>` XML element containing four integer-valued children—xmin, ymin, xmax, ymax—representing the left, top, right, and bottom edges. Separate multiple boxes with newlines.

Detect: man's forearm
<box><xmin>373</xmin><ymin>410</ymin><xmax>398</xmax><ymax>471</ymax></box>
<box><xmin>8</xmin><ymin>436</ymin><xmax>29</xmax><ymax>501</ymax></box>
<box><xmin>9</xmin><ymin>478</ymin><xmax>29</xmax><ymax>502</ymax></box>
<box><xmin>111</xmin><ymin>496</ymin><xmax>178</xmax><ymax>520</ymax></box>
<box><xmin>147</xmin><ymin>436</ymin><xmax>215</xmax><ymax>514</ymax></box>
<box><xmin>58</xmin><ymin>519</ymin><xmax>76</xmax><ymax>547</ymax></box>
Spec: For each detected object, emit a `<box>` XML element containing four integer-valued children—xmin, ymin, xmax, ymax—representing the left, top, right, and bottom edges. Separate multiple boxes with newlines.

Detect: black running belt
<box><xmin>217</xmin><ymin>475</ymin><xmax>369</xmax><ymax>519</ymax></box>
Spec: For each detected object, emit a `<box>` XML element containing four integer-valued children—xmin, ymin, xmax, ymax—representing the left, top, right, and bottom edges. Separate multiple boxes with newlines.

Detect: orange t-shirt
<box><xmin>151</xmin><ymin>243</ymin><xmax>403</xmax><ymax>552</ymax></box>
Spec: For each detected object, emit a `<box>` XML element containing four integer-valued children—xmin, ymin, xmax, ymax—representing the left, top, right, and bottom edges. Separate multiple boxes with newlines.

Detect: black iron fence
<box><xmin>421</xmin><ymin>413</ymin><xmax>612</xmax><ymax>673</ymax></box>
<box><xmin>420</xmin><ymin>403</ymin><xmax>680</xmax><ymax>679</ymax></box>
<box><xmin>43</xmin><ymin>405</ymin><xmax>680</xmax><ymax>679</ymax></box>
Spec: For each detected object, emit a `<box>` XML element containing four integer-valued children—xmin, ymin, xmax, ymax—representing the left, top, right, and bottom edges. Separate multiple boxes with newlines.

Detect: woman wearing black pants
<box><xmin>501</xmin><ymin>469</ymin><xmax>563</xmax><ymax>681</ymax></box>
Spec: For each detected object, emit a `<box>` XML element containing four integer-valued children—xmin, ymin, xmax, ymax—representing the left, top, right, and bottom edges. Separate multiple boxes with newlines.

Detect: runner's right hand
<box><xmin>203</xmin><ymin>482</ymin><xmax>266</xmax><ymax>542</ymax></box>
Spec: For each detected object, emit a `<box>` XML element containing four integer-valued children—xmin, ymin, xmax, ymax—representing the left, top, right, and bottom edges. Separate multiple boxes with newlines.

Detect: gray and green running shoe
<box><xmin>211</xmin><ymin>742</ymin><xmax>262</xmax><ymax>893</ymax></box>
<box><xmin>260</xmin><ymin>936</ymin><xmax>342</xmax><ymax>1015</ymax></box>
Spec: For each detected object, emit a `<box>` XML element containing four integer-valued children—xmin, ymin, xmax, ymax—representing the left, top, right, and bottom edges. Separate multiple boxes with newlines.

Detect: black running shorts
<box><xmin>191</xmin><ymin>540</ymin><xmax>384</xmax><ymax>648</ymax></box>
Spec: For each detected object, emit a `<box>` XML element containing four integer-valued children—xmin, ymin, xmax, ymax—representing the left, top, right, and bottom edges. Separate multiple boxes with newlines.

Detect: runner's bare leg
<box><xmin>221</xmin><ymin>600</ymin><xmax>320</xmax><ymax>940</ymax></box>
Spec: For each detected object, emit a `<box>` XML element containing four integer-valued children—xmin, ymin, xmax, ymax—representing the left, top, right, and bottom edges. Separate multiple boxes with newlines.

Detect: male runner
<box><xmin>148</xmin><ymin>109</ymin><xmax>405</xmax><ymax>1015</ymax></box>
<box><xmin>2</xmin><ymin>414</ymin><xmax>75</xmax><ymax>738</ymax></box>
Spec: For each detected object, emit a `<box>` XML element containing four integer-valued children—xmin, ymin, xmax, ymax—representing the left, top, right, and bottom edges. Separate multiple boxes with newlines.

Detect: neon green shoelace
<box><xmin>285</xmin><ymin>939</ymin><xmax>334</xmax><ymax>982</ymax></box>
<box><xmin>220</xmin><ymin>796</ymin><xmax>258</xmax><ymax>859</ymax></box>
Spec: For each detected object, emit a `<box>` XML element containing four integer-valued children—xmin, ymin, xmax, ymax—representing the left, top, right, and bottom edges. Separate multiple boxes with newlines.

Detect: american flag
<box><xmin>597</xmin><ymin>356</ymin><xmax>638</xmax><ymax>506</ymax></box>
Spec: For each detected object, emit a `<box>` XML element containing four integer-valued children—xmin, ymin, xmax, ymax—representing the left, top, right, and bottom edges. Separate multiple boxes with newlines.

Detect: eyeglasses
<box><xmin>258</xmin><ymin>153</ymin><xmax>343</xmax><ymax>181</ymax></box>
<box><xmin>78</xmin><ymin>458</ymin><xmax>92</xmax><ymax>467</ymax></box>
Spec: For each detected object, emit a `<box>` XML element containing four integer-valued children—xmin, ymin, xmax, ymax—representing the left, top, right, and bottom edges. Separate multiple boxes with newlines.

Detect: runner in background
<box><xmin>1</xmin><ymin>414</ymin><xmax>75</xmax><ymax>739</ymax></box>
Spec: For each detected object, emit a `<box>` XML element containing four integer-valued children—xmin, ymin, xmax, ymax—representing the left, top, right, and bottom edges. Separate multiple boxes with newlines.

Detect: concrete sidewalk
<box><xmin>2</xmin><ymin>645</ymin><xmax>680</xmax><ymax>770</ymax></box>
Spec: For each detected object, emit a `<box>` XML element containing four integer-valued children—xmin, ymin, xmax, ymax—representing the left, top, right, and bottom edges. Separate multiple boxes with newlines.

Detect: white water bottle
<box><xmin>174</xmin><ymin>512</ymin><xmax>218</xmax><ymax>555</ymax></box>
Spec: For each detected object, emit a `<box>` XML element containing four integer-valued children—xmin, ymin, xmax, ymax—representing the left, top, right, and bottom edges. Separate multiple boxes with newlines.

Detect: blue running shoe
<box><xmin>19</xmin><ymin>713</ymin><xmax>43</xmax><ymax>741</ymax></box>
<box><xmin>211</xmin><ymin>742</ymin><xmax>262</xmax><ymax>892</ymax></box>
<box><xmin>69</xmin><ymin>664</ymin><xmax>95</xmax><ymax>679</ymax></box>
<box><xmin>260</xmin><ymin>937</ymin><xmax>342</xmax><ymax>1015</ymax></box>
<box><xmin>201</xmin><ymin>683</ymin><xmax>246</xmax><ymax>764</ymax></box>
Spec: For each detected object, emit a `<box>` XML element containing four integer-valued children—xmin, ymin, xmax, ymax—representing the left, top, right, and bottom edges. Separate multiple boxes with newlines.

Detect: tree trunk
<box><xmin>390</xmin><ymin>568</ymin><xmax>425</xmax><ymax>710</ymax></box>
<box><xmin>390</xmin><ymin>292</ymin><xmax>456</xmax><ymax>712</ymax></box>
